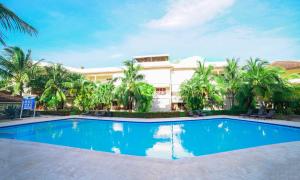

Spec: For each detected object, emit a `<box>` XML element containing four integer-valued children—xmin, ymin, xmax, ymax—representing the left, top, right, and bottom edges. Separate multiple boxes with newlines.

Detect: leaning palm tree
<box><xmin>0</xmin><ymin>46</ymin><xmax>39</xmax><ymax>96</ymax></box>
<box><xmin>0</xmin><ymin>3</ymin><xmax>37</xmax><ymax>45</ymax></box>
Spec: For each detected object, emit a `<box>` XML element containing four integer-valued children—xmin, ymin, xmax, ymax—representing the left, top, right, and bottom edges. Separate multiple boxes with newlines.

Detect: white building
<box><xmin>69</xmin><ymin>54</ymin><xmax>226</xmax><ymax>111</ymax></box>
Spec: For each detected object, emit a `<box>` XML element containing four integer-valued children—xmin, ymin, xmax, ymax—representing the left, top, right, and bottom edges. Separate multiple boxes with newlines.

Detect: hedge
<box><xmin>38</xmin><ymin>109</ymin><xmax>246</xmax><ymax>118</ymax></box>
<box><xmin>202</xmin><ymin>109</ymin><xmax>246</xmax><ymax>116</ymax></box>
<box><xmin>110</xmin><ymin>111</ymin><xmax>188</xmax><ymax>118</ymax></box>
<box><xmin>38</xmin><ymin>110</ymin><xmax>82</xmax><ymax>116</ymax></box>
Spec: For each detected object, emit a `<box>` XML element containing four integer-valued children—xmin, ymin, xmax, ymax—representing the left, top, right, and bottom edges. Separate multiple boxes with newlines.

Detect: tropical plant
<box><xmin>63</xmin><ymin>73</ymin><xmax>85</xmax><ymax>97</ymax></box>
<box><xmin>94</xmin><ymin>80</ymin><xmax>115</xmax><ymax>110</ymax></box>
<box><xmin>241</xmin><ymin>58</ymin><xmax>284</xmax><ymax>109</ymax></box>
<box><xmin>269</xmin><ymin>72</ymin><xmax>300</xmax><ymax>114</ymax></box>
<box><xmin>4</xmin><ymin>105</ymin><xmax>20</xmax><ymax>119</ymax></box>
<box><xmin>116</xmin><ymin>59</ymin><xmax>144</xmax><ymax>111</ymax></box>
<box><xmin>135</xmin><ymin>82</ymin><xmax>155</xmax><ymax>112</ymax></box>
<box><xmin>221</xmin><ymin>58</ymin><xmax>241</xmax><ymax>108</ymax></box>
<box><xmin>0</xmin><ymin>3</ymin><xmax>37</xmax><ymax>45</ymax></box>
<box><xmin>40</xmin><ymin>64</ymin><xmax>69</xmax><ymax>110</ymax></box>
<box><xmin>27</xmin><ymin>65</ymin><xmax>48</xmax><ymax>96</ymax></box>
<box><xmin>180</xmin><ymin>61</ymin><xmax>223</xmax><ymax>111</ymax></box>
<box><xmin>72</xmin><ymin>80</ymin><xmax>96</xmax><ymax>112</ymax></box>
<box><xmin>0</xmin><ymin>46</ymin><xmax>40</xmax><ymax>96</ymax></box>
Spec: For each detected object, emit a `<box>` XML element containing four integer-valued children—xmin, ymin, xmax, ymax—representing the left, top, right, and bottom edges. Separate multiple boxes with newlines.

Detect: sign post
<box><xmin>20</xmin><ymin>96</ymin><xmax>36</xmax><ymax>119</ymax></box>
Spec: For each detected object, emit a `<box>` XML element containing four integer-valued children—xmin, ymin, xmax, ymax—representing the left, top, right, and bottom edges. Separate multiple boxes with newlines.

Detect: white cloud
<box><xmin>146</xmin><ymin>0</ymin><xmax>235</xmax><ymax>30</ymax></box>
<box><xmin>35</xmin><ymin>26</ymin><xmax>299</xmax><ymax>68</ymax></box>
<box><xmin>34</xmin><ymin>0</ymin><xmax>299</xmax><ymax>68</ymax></box>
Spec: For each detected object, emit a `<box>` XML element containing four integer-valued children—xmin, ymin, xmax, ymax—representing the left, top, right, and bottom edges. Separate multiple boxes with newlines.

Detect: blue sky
<box><xmin>3</xmin><ymin>0</ymin><xmax>300</xmax><ymax>67</ymax></box>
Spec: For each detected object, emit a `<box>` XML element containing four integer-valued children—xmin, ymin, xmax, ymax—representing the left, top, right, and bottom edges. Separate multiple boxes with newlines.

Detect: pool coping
<box><xmin>1</xmin><ymin>115</ymin><xmax>300</xmax><ymax>128</ymax></box>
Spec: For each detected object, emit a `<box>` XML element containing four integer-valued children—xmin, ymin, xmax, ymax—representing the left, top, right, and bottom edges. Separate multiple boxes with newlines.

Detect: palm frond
<box><xmin>0</xmin><ymin>3</ymin><xmax>37</xmax><ymax>45</ymax></box>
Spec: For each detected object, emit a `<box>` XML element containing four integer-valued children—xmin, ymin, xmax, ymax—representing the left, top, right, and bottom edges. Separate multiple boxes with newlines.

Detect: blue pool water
<box><xmin>0</xmin><ymin>118</ymin><xmax>300</xmax><ymax>159</ymax></box>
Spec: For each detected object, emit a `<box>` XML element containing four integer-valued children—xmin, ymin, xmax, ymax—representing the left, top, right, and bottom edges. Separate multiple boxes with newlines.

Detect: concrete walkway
<box><xmin>1</xmin><ymin>115</ymin><xmax>300</xmax><ymax>180</ymax></box>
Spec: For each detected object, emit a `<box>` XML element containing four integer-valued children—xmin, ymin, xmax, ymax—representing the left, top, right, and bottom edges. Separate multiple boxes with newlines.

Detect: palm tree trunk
<box><xmin>19</xmin><ymin>82</ymin><xmax>23</xmax><ymax>97</ymax></box>
<box><xmin>129</xmin><ymin>96</ymin><xmax>132</xmax><ymax>112</ymax></box>
<box><xmin>231</xmin><ymin>92</ymin><xmax>235</xmax><ymax>108</ymax></box>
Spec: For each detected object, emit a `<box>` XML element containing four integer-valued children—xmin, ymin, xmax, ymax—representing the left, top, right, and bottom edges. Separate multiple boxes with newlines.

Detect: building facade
<box><xmin>69</xmin><ymin>55</ymin><xmax>226</xmax><ymax>111</ymax></box>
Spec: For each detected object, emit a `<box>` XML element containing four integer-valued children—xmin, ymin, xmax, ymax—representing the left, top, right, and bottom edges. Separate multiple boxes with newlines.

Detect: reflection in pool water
<box><xmin>0</xmin><ymin>118</ymin><xmax>300</xmax><ymax>160</ymax></box>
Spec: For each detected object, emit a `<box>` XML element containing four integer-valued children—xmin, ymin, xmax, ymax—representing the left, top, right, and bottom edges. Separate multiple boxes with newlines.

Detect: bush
<box><xmin>111</xmin><ymin>111</ymin><xmax>187</xmax><ymax>118</ymax></box>
<box><xmin>4</xmin><ymin>106</ymin><xmax>20</xmax><ymax>119</ymax></box>
<box><xmin>38</xmin><ymin>110</ymin><xmax>73</xmax><ymax>116</ymax></box>
<box><xmin>203</xmin><ymin>108</ymin><xmax>246</xmax><ymax>116</ymax></box>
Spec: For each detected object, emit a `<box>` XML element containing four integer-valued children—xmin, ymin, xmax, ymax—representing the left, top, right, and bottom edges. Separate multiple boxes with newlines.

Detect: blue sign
<box><xmin>22</xmin><ymin>97</ymin><xmax>36</xmax><ymax>110</ymax></box>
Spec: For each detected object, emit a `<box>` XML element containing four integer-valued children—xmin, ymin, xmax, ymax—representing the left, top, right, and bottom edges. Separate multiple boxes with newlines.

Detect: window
<box><xmin>156</xmin><ymin>88</ymin><xmax>166</xmax><ymax>95</ymax></box>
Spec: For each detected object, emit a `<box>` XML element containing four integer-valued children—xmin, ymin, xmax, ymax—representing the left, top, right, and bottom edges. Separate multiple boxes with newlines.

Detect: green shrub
<box><xmin>4</xmin><ymin>106</ymin><xmax>20</xmax><ymax>119</ymax></box>
<box><xmin>38</xmin><ymin>110</ymin><xmax>72</xmax><ymax>116</ymax></box>
<box><xmin>203</xmin><ymin>108</ymin><xmax>246</xmax><ymax>116</ymax></box>
<box><xmin>111</xmin><ymin>111</ymin><xmax>187</xmax><ymax>118</ymax></box>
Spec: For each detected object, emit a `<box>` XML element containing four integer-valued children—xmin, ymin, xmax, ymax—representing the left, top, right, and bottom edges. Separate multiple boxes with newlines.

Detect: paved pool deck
<box><xmin>1</xmin><ymin>115</ymin><xmax>300</xmax><ymax>180</ymax></box>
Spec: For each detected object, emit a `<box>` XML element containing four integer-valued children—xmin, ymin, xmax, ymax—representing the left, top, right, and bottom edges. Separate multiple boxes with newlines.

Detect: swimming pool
<box><xmin>0</xmin><ymin>118</ymin><xmax>300</xmax><ymax>159</ymax></box>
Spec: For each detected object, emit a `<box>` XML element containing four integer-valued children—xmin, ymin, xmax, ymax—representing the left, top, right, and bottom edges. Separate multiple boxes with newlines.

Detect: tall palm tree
<box><xmin>0</xmin><ymin>46</ymin><xmax>39</xmax><ymax>96</ymax></box>
<box><xmin>117</xmin><ymin>59</ymin><xmax>144</xmax><ymax>111</ymax></box>
<box><xmin>0</xmin><ymin>3</ymin><xmax>37</xmax><ymax>45</ymax></box>
<box><xmin>222</xmin><ymin>58</ymin><xmax>241</xmax><ymax>108</ymax></box>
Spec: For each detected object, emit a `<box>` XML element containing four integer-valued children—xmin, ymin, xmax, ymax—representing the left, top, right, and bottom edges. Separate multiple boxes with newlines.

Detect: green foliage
<box><xmin>180</xmin><ymin>61</ymin><xmax>223</xmax><ymax>110</ymax></box>
<box><xmin>110</xmin><ymin>111</ymin><xmax>187</xmax><ymax>118</ymax></box>
<box><xmin>27</xmin><ymin>65</ymin><xmax>49</xmax><ymax>96</ymax></box>
<box><xmin>94</xmin><ymin>80</ymin><xmax>115</xmax><ymax>110</ymax></box>
<box><xmin>40</xmin><ymin>64</ymin><xmax>69</xmax><ymax>110</ymax></box>
<box><xmin>0</xmin><ymin>3</ymin><xmax>37</xmax><ymax>45</ymax></box>
<box><xmin>203</xmin><ymin>109</ymin><xmax>246</xmax><ymax>116</ymax></box>
<box><xmin>219</xmin><ymin>58</ymin><xmax>242</xmax><ymax>108</ymax></box>
<box><xmin>72</xmin><ymin>80</ymin><xmax>96</xmax><ymax>112</ymax></box>
<box><xmin>0</xmin><ymin>47</ymin><xmax>40</xmax><ymax>96</ymax></box>
<box><xmin>271</xmin><ymin>84</ymin><xmax>300</xmax><ymax>115</ymax></box>
<box><xmin>4</xmin><ymin>105</ymin><xmax>19</xmax><ymax>119</ymax></box>
<box><xmin>115</xmin><ymin>59</ymin><xmax>155</xmax><ymax>111</ymax></box>
<box><xmin>38</xmin><ymin>110</ymin><xmax>72</xmax><ymax>116</ymax></box>
<box><xmin>135</xmin><ymin>82</ymin><xmax>155</xmax><ymax>112</ymax></box>
<box><xmin>240</xmin><ymin>58</ymin><xmax>291</xmax><ymax>108</ymax></box>
<box><xmin>1</xmin><ymin>46</ymin><xmax>298</xmax><ymax>115</ymax></box>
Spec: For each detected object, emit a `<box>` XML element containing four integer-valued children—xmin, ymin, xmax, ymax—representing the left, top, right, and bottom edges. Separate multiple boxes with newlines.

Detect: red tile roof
<box><xmin>271</xmin><ymin>61</ymin><xmax>300</xmax><ymax>70</ymax></box>
<box><xmin>0</xmin><ymin>91</ymin><xmax>22</xmax><ymax>102</ymax></box>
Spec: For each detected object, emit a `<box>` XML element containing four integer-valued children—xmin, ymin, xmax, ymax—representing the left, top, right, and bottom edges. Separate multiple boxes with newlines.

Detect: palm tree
<box><xmin>222</xmin><ymin>58</ymin><xmax>241</xmax><ymax>108</ymax></box>
<box><xmin>242</xmin><ymin>58</ymin><xmax>282</xmax><ymax>109</ymax></box>
<box><xmin>180</xmin><ymin>61</ymin><xmax>222</xmax><ymax>110</ymax></box>
<box><xmin>72</xmin><ymin>80</ymin><xmax>96</xmax><ymax>112</ymax></box>
<box><xmin>135</xmin><ymin>82</ymin><xmax>155</xmax><ymax>112</ymax></box>
<box><xmin>0</xmin><ymin>46</ymin><xmax>39</xmax><ymax>96</ymax></box>
<box><xmin>40</xmin><ymin>64</ymin><xmax>68</xmax><ymax>110</ymax></box>
<box><xmin>95</xmin><ymin>79</ymin><xmax>115</xmax><ymax>110</ymax></box>
<box><xmin>117</xmin><ymin>59</ymin><xmax>144</xmax><ymax>111</ymax></box>
<box><xmin>0</xmin><ymin>3</ymin><xmax>37</xmax><ymax>45</ymax></box>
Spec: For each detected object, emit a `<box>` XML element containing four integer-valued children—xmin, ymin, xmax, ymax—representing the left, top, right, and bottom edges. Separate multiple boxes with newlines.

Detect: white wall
<box><xmin>151</xmin><ymin>98</ymin><xmax>171</xmax><ymax>112</ymax></box>
<box><xmin>171</xmin><ymin>69</ymin><xmax>195</xmax><ymax>103</ymax></box>
<box><xmin>171</xmin><ymin>69</ymin><xmax>195</xmax><ymax>89</ymax></box>
<box><xmin>141</xmin><ymin>69</ymin><xmax>171</xmax><ymax>87</ymax></box>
